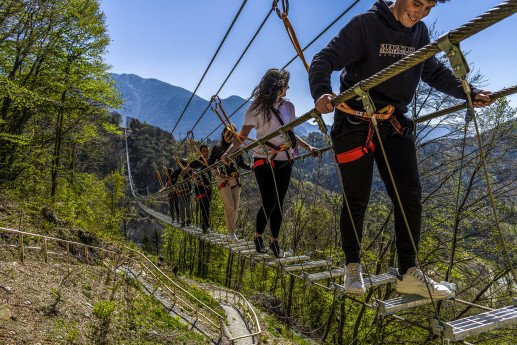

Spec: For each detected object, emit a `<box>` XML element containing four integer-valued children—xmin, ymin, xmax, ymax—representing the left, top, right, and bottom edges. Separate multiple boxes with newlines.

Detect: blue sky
<box><xmin>100</xmin><ymin>0</ymin><xmax>517</xmax><ymax>127</ymax></box>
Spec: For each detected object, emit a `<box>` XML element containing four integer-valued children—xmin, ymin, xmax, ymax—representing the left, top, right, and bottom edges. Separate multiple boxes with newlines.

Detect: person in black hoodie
<box><xmin>207</xmin><ymin>125</ymin><xmax>251</xmax><ymax>242</ymax></box>
<box><xmin>309</xmin><ymin>0</ymin><xmax>493</xmax><ymax>298</ymax></box>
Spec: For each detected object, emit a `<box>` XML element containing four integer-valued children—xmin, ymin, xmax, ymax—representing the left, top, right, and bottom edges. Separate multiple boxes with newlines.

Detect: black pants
<box><xmin>254</xmin><ymin>159</ymin><xmax>293</xmax><ymax>239</ymax></box>
<box><xmin>331</xmin><ymin>115</ymin><xmax>421</xmax><ymax>272</ymax></box>
<box><xmin>168</xmin><ymin>194</ymin><xmax>179</xmax><ymax>221</ymax></box>
<box><xmin>196</xmin><ymin>186</ymin><xmax>212</xmax><ymax>231</ymax></box>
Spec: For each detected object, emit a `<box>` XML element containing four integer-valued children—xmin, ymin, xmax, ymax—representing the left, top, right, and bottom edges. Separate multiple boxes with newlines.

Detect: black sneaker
<box><xmin>186</xmin><ymin>219</ymin><xmax>191</xmax><ymax>226</ymax></box>
<box><xmin>269</xmin><ymin>241</ymin><xmax>284</xmax><ymax>258</ymax></box>
<box><xmin>253</xmin><ymin>237</ymin><xmax>267</xmax><ymax>254</ymax></box>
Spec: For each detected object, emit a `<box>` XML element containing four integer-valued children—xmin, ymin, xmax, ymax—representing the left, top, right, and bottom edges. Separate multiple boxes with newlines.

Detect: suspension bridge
<box><xmin>125</xmin><ymin>1</ymin><xmax>517</xmax><ymax>344</ymax></box>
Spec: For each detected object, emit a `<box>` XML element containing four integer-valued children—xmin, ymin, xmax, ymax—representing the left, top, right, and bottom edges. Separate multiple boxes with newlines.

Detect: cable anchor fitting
<box><xmin>353</xmin><ymin>85</ymin><xmax>377</xmax><ymax>125</ymax></box>
<box><xmin>272</xmin><ymin>0</ymin><xmax>288</xmax><ymax>18</ymax></box>
<box><xmin>310</xmin><ymin>109</ymin><xmax>328</xmax><ymax>134</ymax></box>
<box><xmin>279</xmin><ymin>130</ymin><xmax>294</xmax><ymax>149</ymax></box>
<box><xmin>437</xmin><ymin>33</ymin><xmax>470</xmax><ymax>93</ymax></box>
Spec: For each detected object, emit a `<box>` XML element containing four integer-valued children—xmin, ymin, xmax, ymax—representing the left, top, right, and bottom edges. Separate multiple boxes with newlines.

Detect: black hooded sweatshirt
<box><xmin>309</xmin><ymin>0</ymin><xmax>478</xmax><ymax>120</ymax></box>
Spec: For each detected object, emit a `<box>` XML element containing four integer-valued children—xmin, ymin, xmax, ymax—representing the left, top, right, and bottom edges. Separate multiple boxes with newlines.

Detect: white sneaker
<box><xmin>396</xmin><ymin>267</ymin><xmax>453</xmax><ymax>299</ymax></box>
<box><xmin>344</xmin><ymin>263</ymin><xmax>366</xmax><ymax>295</ymax></box>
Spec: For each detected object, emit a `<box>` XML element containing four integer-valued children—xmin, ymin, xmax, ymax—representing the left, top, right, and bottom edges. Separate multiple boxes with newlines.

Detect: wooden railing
<box><xmin>123</xmin><ymin>247</ymin><xmax>262</xmax><ymax>344</ymax></box>
<box><xmin>0</xmin><ymin>226</ymin><xmax>118</xmax><ymax>265</ymax></box>
<box><xmin>0</xmin><ymin>226</ymin><xmax>260</xmax><ymax>344</ymax></box>
<box><xmin>212</xmin><ymin>285</ymin><xmax>263</xmax><ymax>345</ymax></box>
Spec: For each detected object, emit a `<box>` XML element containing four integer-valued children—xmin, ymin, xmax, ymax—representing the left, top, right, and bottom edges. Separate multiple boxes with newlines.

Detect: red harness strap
<box><xmin>196</xmin><ymin>193</ymin><xmax>206</xmax><ymax>201</ymax></box>
<box><xmin>334</xmin><ymin>141</ymin><xmax>375</xmax><ymax>164</ymax></box>
<box><xmin>218</xmin><ymin>181</ymin><xmax>228</xmax><ymax>190</ymax></box>
<box><xmin>253</xmin><ymin>158</ymin><xmax>275</xmax><ymax>170</ymax></box>
<box><xmin>333</xmin><ymin>101</ymin><xmax>406</xmax><ymax>164</ymax></box>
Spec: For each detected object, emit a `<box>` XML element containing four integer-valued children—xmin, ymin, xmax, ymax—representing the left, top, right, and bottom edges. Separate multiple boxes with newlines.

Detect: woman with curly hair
<box><xmin>223</xmin><ymin>68</ymin><xmax>319</xmax><ymax>258</ymax></box>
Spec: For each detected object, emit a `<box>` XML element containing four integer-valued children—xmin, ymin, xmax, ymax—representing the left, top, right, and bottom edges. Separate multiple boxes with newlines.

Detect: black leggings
<box><xmin>254</xmin><ymin>159</ymin><xmax>292</xmax><ymax>239</ymax></box>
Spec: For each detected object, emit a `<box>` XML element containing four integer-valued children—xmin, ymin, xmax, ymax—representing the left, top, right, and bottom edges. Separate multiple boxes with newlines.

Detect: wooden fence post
<box><xmin>19</xmin><ymin>234</ymin><xmax>24</xmax><ymax>263</ymax></box>
<box><xmin>84</xmin><ymin>246</ymin><xmax>88</xmax><ymax>264</ymax></box>
<box><xmin>42</xmin><ymin>237</ymin><xmax>48</xmax><ymax>263</ymax></box>
<box><xmin>66</xmin><ymin>242</ymin><xmax>70</xmax><ymax>263</ymax></box>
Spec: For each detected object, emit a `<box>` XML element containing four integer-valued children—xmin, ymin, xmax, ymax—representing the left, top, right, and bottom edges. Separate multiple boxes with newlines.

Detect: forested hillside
<box><xmin>0</xmin><ymin>0</ymin><xmax>129</xmax><ymax>238</ymax></box>
<box><xmin>111</xmin><ymin>72</ymin><xmax>326</xmax><ymax>139</ymax></box>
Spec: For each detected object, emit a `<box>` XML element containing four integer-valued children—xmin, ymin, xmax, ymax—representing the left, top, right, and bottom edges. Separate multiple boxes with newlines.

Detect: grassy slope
<box><xmin>0</xmin><ymin>259</ymin><xmax>210</xmax><ymax>344</ymax></box>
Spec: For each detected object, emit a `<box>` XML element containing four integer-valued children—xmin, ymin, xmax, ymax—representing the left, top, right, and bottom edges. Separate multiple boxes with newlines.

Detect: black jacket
<box><xmin>309</xmin><ymin>0</ymin><xmax>479</xmax><ymax>120</ymax></box>
<box><xmin>188</xmin><ymin>159</ymin><xmax>212</xmax><ymax>187</ymax></box>
<box><xmin>167</xmin><ymin>168</ymin><xmax>182</xmax><ymax>186</ymax></box>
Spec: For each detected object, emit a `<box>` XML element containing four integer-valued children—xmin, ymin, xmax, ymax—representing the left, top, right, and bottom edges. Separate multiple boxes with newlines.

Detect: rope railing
<box><xmin>214</xmin><ymin>0</ymin><xmax>517</xmax><ymax>145</ymax></box>
<box><xmin>166</xmin><ymin>144</ymin><xmax>332</xmax><ymax>194</ymax></box>
<box><xmin>415</xmin><ymin>84</ymin><xmax>517</xmax><ymax>123</ymax></box>
<box><xmin>332</xmin><ymin>0</ymin><xmax>517</xmax><ymax>107</ymax></box>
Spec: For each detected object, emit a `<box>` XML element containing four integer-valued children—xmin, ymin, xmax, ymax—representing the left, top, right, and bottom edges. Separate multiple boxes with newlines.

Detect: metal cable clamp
<box><xmin>353</xmin><ymin>85</ymin><xmax>377</xmax><ymax>125</ymax></box>
<box><xmin>310</xmin><ymin>109</ymin><xmax>328</xmax><ymax>134</ymax></box>
<box><xmin>437</xmin><ymin>33</ymin><xmax>471</xmax><ymax>93</ymax></box>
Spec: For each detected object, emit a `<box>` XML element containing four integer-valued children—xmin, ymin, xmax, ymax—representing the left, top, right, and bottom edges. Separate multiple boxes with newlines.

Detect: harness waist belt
<box><xmin>253</xmin><ymin>158</ymin><xmax>274</xmax><ymax>169</ymax></box>
<box><xmin>196</xmin><ymin>193</ymin><xmax>206</xmax><ymax>201</ymax></box>
<box><xmin>334</xmin><ymin>141</ymin><xmax>375</xmax><ymax>164</ymax></box>
<box><xmin>336</xmin><ymin>102</ymin><xmax>395</xmax><ymax>120</ymax></box>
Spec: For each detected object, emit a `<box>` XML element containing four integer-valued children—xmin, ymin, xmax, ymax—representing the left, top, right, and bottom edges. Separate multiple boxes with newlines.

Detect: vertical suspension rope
<box><xmin>445</xmin><ymin>116</ymin><xmax>471</xmax><ymax>282</ymax></box>
<box><xmin>464</xmin><ymin>93</ymin><xmax>517</xmax><ymax>284</ymax></box>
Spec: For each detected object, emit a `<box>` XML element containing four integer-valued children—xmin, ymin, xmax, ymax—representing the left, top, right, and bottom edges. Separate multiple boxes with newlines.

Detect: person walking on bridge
<box><xmin>181</xmin><ymin>145</ymin><xmax>212</xmax><ymax>233</ymax></box>
<box><xmin>159</xmin><ymin>165</ymin><xmax>182</xmax><ymax>223</ymax></box>
<box><xmin>309</xmin><ymin>0</ymin><xmax>493</xmax><ymax>297</ymax></box>
<box><xmin>223</xmin><ymin>68</ymin><xmax>319</xmax><ymax>258</ymax></box>
<box><xmin>208</xmin><ymin>125</ymin><xmax>251</xmax><ymax>242</ymax></box>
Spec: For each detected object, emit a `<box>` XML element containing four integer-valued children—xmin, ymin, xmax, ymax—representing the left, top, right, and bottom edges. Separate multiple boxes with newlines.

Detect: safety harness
<box><xmin>253</xmin><ymin>158</ymin><xmax>273</xmax><ymax>170</ymax></box>
<box><xmin>333</xmin><ymin>102</ymin><xmax>406</xmax><ymax>164</ymax></box>
<box><xmin>218</xmin><ymin>172</ymin><xmax>240</xmax><ymax>190</ymax></box>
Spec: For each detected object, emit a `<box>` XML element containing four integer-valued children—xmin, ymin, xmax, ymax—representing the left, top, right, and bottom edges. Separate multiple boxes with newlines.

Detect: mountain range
<box><xmin>110</xmin><ymin>73</ymin><xmax>325</xmax><ymax>139</ymax></box>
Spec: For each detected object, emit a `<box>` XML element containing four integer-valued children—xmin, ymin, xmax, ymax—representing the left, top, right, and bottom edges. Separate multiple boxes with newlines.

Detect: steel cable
<box><xmin>167</xmin><ymin>0</ymin><xmax>248</xmax><ymax>140</ymax></box>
